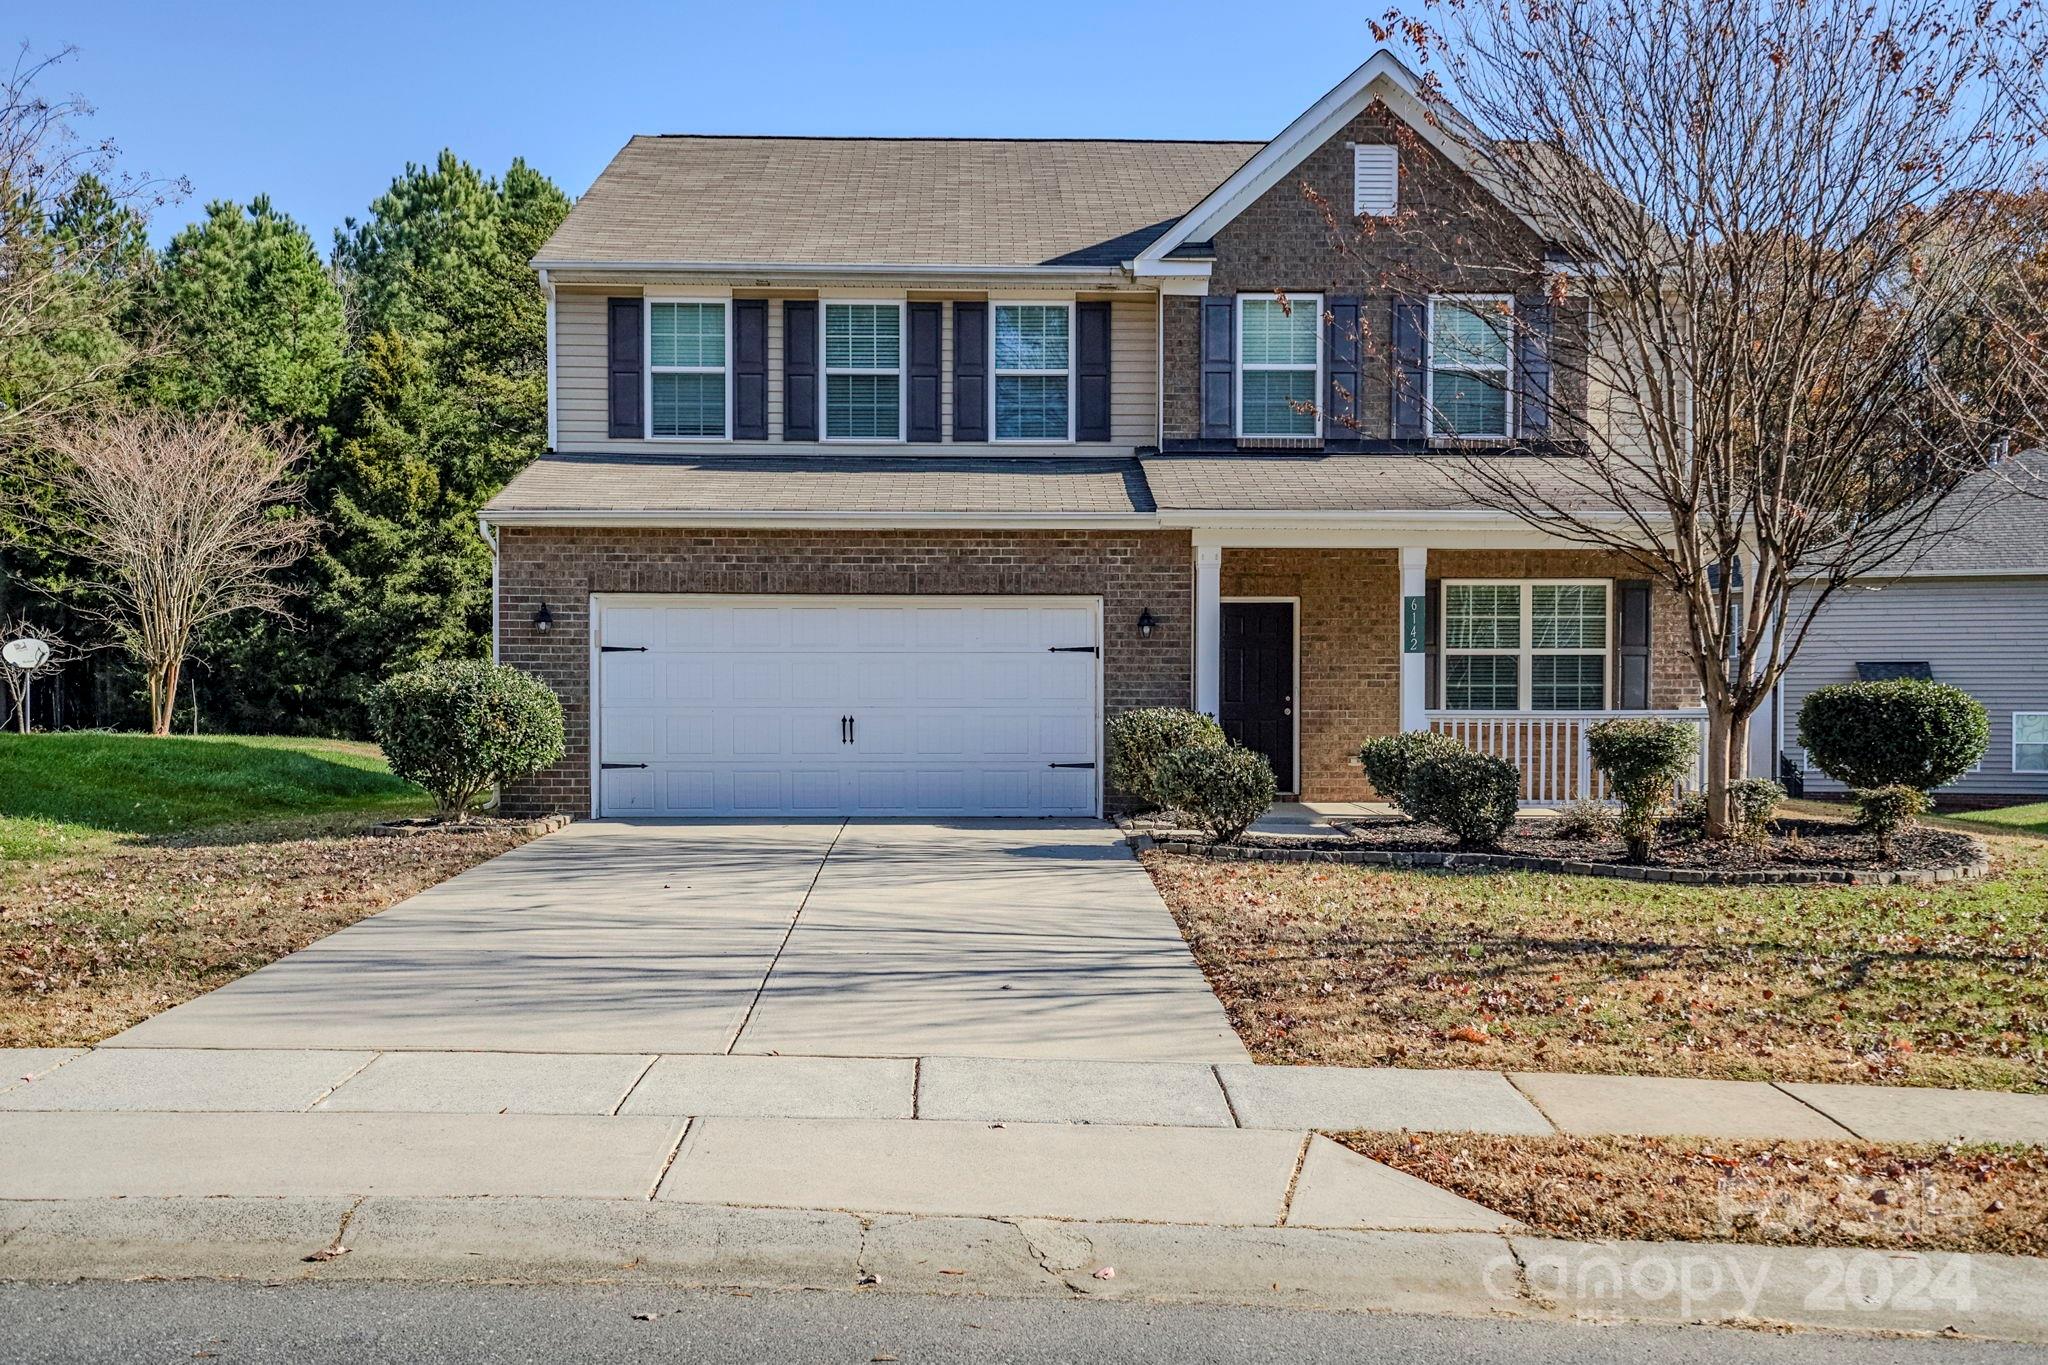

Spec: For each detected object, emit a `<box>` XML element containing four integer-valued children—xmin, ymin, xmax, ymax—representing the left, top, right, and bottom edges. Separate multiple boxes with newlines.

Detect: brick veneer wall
<box><xmin>494</xmin><ymin>526</ymin><xmax>1194</xmax><ymax>816</ymax></box>
<box><xmin>1220</xmin><ymin>547</ymin><xmax>1698</xmax><ymax>802</ymax></box>
<box><xmin>1164</xmin><ymin>100</ymin><xmax>1578</xmax><ymax>444</ymax></box>
<box><xmin>1220</xmin><ymin>548</ymin><xmax>1400</xmax><ymax>801</ymax></box>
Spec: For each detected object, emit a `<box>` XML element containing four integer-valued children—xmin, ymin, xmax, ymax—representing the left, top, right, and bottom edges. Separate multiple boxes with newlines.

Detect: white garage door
<box><xmin>595</xmin><ymin>594</ymin><xmax>1102</xmax><ymax>818</ymax></box>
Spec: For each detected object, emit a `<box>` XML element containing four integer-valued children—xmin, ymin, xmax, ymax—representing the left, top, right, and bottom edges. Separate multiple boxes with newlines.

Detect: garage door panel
<box><xmin>597</xmin><ymin>595</ymin><xmax>1099</xmax><ymax>817</ymax></box>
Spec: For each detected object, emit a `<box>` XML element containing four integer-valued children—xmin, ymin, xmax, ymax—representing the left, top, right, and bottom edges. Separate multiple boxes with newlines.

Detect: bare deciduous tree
<box><xmin>39</xmin><ymin>410</ymin><xmax>317</xmax><ymax>736</ymax></box>
<box><xmin>1332</xmin><ymin>0</ymin><xmax>2048</xmax><ymax>833</ymax></box>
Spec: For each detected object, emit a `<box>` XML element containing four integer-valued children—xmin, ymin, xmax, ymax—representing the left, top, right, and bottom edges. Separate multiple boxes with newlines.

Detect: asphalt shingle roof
<box><xmin>536</xmin><ymin>137</ymin><xmax>1261</xmax><ymax>269</ymax></box>
<box><xmin>483</xmin><ymin>454</ymin><xmax>1155</xmax><ymax>516</ymax></box>
<box><xmin>1138</xmin><ymin>454</ymin><xmax>1626</xmax><ymax>513</ymax></box>
<box><xmin>1887</xmin><ymin>450</ymin><xmax>2048</xmax><ymax>577</ymax></box>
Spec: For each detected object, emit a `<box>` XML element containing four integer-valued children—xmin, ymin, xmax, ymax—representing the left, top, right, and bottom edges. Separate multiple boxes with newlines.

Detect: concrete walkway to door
<box><xmin>104</xmin><ymin>819</ymin><xmax>1246</xmax><ymax>1063</ymax></box>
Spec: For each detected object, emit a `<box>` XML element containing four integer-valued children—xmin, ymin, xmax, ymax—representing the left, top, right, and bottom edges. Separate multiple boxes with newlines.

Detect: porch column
<box><xmin>1399</xmin><ymin>545</ymin><xmax>1428</xmax><ymax>733</ymax></box>
<box><xmin>1194</xmin><ymin>543</ymin><xmax>1223</xmax><ymax>716</ymax></box>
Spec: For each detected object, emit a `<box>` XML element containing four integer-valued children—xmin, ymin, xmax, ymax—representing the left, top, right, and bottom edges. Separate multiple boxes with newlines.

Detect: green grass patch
<box><xmin>1944</xmin><ymin>801</ymin><xmax>2048</xmax><ymax>839</ymax></box>
<box><xmin>0</xmin><ymin>732</ymin><xmax>428</xmax><ymax>861</ymax></box>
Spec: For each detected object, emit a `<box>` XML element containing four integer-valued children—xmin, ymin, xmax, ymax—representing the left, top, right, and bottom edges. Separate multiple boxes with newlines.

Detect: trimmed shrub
<box><xmin>368</xmin><ymin>660</ymin><xmax>566</xmax><ymax>819</ymax></box>
<box><xmin>1551</xmin><ymin>799</ymin><xmax>1617</xmax><ymax>841</ymax></box>
<box><xmin>1155</xmin><ymin>742</ymin><xmax>1277</xmax><ymax>843</ymax></box>
<box><xmin>1855</xmin><ymin>783</ymin><xmax>1929</xmax><ymax>858</ymax></box>
<box><xmin>1798</xmin><ymin>679</ymin><xmax>1989</xmax><ymax>792</ymax></box>
<box><xmin>1671</xmin><ymin>778</ymin><xmax>1785</xmax><ymax>844</ymax></box>
<box><xmin>1107</xmin><ymin>707</ymin><xmax>1227</xmax><ymax>812</ymax></box>
<box><xmin>1406</xmin><ymin>749</ymin><xmax>1521</xmax><ymax>849</ymax></box>
<box><xmin>1358</xmin><ymin>730</ymin><xmax>1467</xmax><ymax>820</ymax></box>
<box><xmin>1587</xmin><ymin>717</ymin><xmax>1699</xmax><ymax>861</ymax></box>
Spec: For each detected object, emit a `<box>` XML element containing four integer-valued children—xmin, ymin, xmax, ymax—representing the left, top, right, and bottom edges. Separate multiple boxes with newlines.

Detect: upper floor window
<box><xmin>2016</xmin><ymin>713</ymin><xmax>2048</xmax><ymax>774</ymax></box>
<box><xmin>824</xmin><ymin>301</ymin><xmax>902</xmax><ymax>440</ymax></box>
<box><xmin>1428</xmin><ymin>296</ymin><xmax>1513</xmax><ymax>439</ymax></box>
<box><xmin>1238</xmin><ymin>293</ymin><xmax>1321</xmax><ymax>438</ymax></box>
<box><xmin>993</xmin><ymin>303</ymin><xmax>1072</xmax><ymax>441</ymax></box>
<box><xmin>648</xmin><ymin>300</ymin><xmax>729</xmax><ymax>438</ymax></box>
<box><xmin>1354</xmin><ymin>144</ymin><xmax>1398</xmax><ymax>217</ymax></box>
<box><xmin>1441</xmin><ymin>580</ymin><xmax>1609</xmax><ymax>711</ymax></box>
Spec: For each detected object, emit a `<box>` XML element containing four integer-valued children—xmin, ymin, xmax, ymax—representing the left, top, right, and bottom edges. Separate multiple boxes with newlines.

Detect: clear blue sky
<box><xmin>35</xmin><ymin>0</ymin><xmax>1383</xmax><ymax>246</ymax></box>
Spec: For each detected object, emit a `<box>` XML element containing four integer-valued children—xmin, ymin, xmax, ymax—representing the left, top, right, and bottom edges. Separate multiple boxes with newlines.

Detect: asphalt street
<box><xmin>2</xmin><ymin>1281</ymin><xmax>2040</xmax><ymax>1365</ymax></box>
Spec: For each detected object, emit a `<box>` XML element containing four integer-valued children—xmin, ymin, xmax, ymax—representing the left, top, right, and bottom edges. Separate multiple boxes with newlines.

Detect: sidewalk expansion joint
<box><xmin>910</xmin><ymin>1057</ymin><xmax>921</xmax><ymax>1120</ymax></box>
<box><xmin>726</xmin><ymin>818</ymin><xmax>846</xmax><ymax>1055</ymax></box>
<box><xmin>1501</xmin><ymin>1072</ymin><xmax>1562</xmax><ymax>1134</ymax></box>
<box><xmin>646</xmin><ymin>1117</ymin><xmax>694</xmax><ymax>1202</ymax></box>
<box><xmin>1210</xmin><ymin>1064</ymin><xmax>1244</xmax><ymax>1128</ymax></box>
<box><xmin>610</xmin><ymin>1055</ymin><xmax>662</xmax><ymax>1118</ymax></box>
<box><xmin>305</xmin><ymin>1053</ymin><xmax>382</xmax><ymax>1111</ymax></box>
<box><xmin>1275</xmin><ymin>1132</ymin><xmax>1314</xmax><ymax>1227</ymax></box>
<box><xmin>1769</xmin><ymin>1081</ymin><xmax>1865</xmax><ymax>1139</ymax></box>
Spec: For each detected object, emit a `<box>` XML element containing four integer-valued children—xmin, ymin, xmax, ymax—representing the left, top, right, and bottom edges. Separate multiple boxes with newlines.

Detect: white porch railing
<box><xmin>1424</xmin><ymin>709</ymin><xmax>1711</xmax><ymax>806</ymax></box>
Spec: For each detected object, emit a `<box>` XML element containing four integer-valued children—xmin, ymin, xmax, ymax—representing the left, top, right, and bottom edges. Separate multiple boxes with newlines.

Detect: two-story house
<box><xmin>481</xmin><ymin>51</ymin><xmax>1699</xmax><ymax>819</ymax></box>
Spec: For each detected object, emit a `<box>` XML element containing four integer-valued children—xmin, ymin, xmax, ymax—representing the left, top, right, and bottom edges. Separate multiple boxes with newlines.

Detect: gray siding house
<box><xmin>1776</xmin><ymin>452</ymin><xmax>2048</xmax><ymax>802</ymax></box>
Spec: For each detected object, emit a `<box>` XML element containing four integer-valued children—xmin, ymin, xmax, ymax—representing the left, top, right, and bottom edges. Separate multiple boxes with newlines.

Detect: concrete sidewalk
<box><xmin>9</xmin><ymin>1048</ymin><xmax>2048</xmax><ymax>1145</ymax></box>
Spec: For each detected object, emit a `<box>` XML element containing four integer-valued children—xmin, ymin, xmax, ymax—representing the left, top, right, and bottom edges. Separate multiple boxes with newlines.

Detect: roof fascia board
<box><xmin>478</xmin><ymin>509</ymin><xmax>1160</xmax><ymax>531</ymax></box>
<box><xmin>531</xmin><ymin>259</ymin><xmax>1131</xmax><ymax>279</ymax></box>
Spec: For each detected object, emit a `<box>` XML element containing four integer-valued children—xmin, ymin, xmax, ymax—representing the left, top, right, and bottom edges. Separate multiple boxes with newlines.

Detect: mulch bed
<box><xmin>1135</xmin><ymin>816</ymin><xmax>1986</xmax><ymax>886</ymax></box>
<box><xmin>1338</xmin><ymin>1132</ymin><xmax>2048</xmax><ymax>1256</ymax></box>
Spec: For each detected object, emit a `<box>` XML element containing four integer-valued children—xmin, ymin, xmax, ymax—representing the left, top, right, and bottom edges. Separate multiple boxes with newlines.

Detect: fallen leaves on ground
<box><xmin>1338</xmin><ymin>1131</ymin><xmax>2048</xmax><ymax>1256</ymax></box>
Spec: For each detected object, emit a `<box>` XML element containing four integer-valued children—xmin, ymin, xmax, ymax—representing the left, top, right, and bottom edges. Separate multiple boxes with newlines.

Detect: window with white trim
<box><xmin>1238</xmin><ymin>293</ymin><xmax>1321</xmax><ymax>438</ymax></box>
<box><xmin>1441</xmin><ymin>581</ymin><xmax>1610</xmax><ymax>711</ymax></box>
<box><xmin>647</xmin><ymin>300</ymin><xmax>729</xmax><ymax>438</ymax></box>
<box><xmin>993</xmin><ymin>303</ymin><xmax>1071</xmax><ymax>441</ymax></box>
<box><xmin>2016</xmin><ymin>713</ymin><xmax>2048</xmax><ymax>773</ymax></box>
<box><xmin>1354</xmin><ymin>144</ymin><xmax>1398</xmax><ymax>216</ymax></box>
<box><xmin>1428</xmin><ymin>296</ymin><xmax>1513</xmax><ymax>439</ymax></box>
<box><xmin>823</xmin><ymin>302</ymin><xmax>902</xmax><ymax>440</ymax></box>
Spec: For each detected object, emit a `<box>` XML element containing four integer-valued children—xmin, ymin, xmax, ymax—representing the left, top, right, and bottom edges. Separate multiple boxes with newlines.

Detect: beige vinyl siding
<box><xmin>552</xmin><ymin>287</ymin><xmax>1157</xmax><ymax>453</ymax></box>
<box><xmin>1780</xmin><ymin>578</ymin><xmax>2048</xmax><ymax>798</ymax></box>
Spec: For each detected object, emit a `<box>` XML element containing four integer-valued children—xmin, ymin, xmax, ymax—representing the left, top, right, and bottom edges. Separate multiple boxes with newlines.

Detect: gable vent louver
<box><xmin>1354</xmin><ymin>144</ymin><xmax>1399</xmax><ymax>217</ymax></box>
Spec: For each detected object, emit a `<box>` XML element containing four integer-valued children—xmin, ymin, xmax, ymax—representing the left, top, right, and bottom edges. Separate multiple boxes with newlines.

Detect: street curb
<box><xmin>2</xmin><ymin>1197</ymin><xmax>2044</xmax><ymax>1344</ymax></box>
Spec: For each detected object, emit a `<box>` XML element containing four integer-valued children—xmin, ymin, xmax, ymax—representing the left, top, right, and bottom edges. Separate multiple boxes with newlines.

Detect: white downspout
<box><xmin>541</xmin><ymin>268</ymin><xmax>558</xmax><ymax>452</ymax></box>
<box><xmin>478</xmin><ymin>514</ymin><xmax>500</xmax><ymax>664</ymax></box>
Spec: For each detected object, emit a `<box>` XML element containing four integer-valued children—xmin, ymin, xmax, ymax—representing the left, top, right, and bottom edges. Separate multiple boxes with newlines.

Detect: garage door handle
<box><xmin>1048</xmin><ymin>762</ymin><xmax>1096</xmax><ymax>769</ymax></box>
<box><xmin>1048</xmin><ymin>646</ymin><xmax>1099</xmax><ymax>655</ymax></box>
<box><xmin>601</xmin><ymin>762</ymin><xmax>648</xmax><ymax>770</ymax></box>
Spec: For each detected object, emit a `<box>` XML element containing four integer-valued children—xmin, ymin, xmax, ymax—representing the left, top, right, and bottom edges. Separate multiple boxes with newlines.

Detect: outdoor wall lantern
<box><xmin>533</xmin><ymin>602</ymin><xmax>554</xmax><ymax>634</ymax></box>
<box><xmin>1137</xmin><ymin>608</ymin><xmax>1157</xmax><ymax>639</ymax></box>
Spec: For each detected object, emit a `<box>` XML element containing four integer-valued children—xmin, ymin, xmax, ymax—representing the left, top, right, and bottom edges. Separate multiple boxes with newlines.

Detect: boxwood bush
<box><xmin>1671</xmin><ymin>777</ymin><xmax>1785</xmax><ymax>844</ymax></box>
<box><xmin>1107</xmin><ymin>707</ymin><xmax>1226</xmax><ymax>812</ymax></box>
<box><xmin>1587</xmin><ymin>717</ymin><xmax>1699</xmax><ymax>861</ymax></box>
<box><xmin>1406</xmin><ymin>748</ymin><xmax>1521</xmax><ymax>849</ymax></box>
<box><xmin>1798</xmin><ymin>679</ymin><xmax>1989</xmax><ymax>792</ymax></box>
<box><xmin>1357</xmin><ymin>730</ymin><xmax>1466</xmax><ymax>820</ymax></box>
<box><xmin>1155</xmin><ymin>742</ymin><xmax>1277</xmax><ymax>843</ymax></box>
<box><xmin>1854</xmin><ymin>783</ymin><xmax>1929</xmax><ymax>857</ymax></box>
<box><xmin>369</xmin><ymin>660</ymin><xmax>565</xmax><ymax>819</ymax></box>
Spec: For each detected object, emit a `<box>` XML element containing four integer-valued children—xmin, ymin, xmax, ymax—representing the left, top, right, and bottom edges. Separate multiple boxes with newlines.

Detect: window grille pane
<box><xmin>1443</xmin><ymin>584</ymin><xmax>1521</xmax><ymax>649</ymax></box>
<box><xmin>1531</xmin><ymin>654</ymin><xmax>1607</xmax><ymax>710</ymax></box>
<box><xmin>1445</xmin><ymin>655</ymin><xmax>1519</xmax><ymax>710</ymax></box>
<box><xmin>1532</xmin><ymin>584</ymin><xmax>1608</xmax><ymax>649</ymax></box>
<box><xmin>649</xmin><ymin>302</ymin><xmax>725</xmax><ymax>368</ymax></box>
<box><xmin>995</xmin><ymin>374</ymin><xmax>1069</xmax><ymax>440</ymax></box>
<box><xmin>1240</xmin><ymin>369</ymin><xmax>1317</xmax><ymax>436</ymax></box>
<box><xmin>994</xmin><ymin>305</ymin><xmax>1069</xmax><ymax>371</ymax></box>
<box><xmin>2017</xmin><ymin>715</ymin><xmax>2048</xmax><ymax>773</ymax></box>
<box><xmin>1431</xmin><ymin>370</ymin><xmax>1509</xmax><ymax>436</ymax></box>
<box><xmin>825</xmin><ymin>304</ymin><xmax>900</xmax><ymax>371</ymax></box>
<box><xmin>650</xmin><ymin>372</ymin><xmax>725</xmax><ymax>438</ymax></box>
<box><xmin>1430</xmin><ymin>301</ymin><xmax>1510</xmax><ymax>367</ymax></box>
<box><xmin>1240</xmin><ymin>297</ymin><xmax>1318</xmax><ymax>365</ymax></box>
<box><xmin>826</xmin><ymin>372</ymin><xmax>899</xmax><ymax>439</ymax></box>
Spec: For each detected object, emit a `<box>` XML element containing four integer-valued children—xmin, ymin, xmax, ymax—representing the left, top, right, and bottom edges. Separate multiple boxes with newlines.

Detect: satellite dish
<box><xmin>3</xmin><ymin>638</ymin><xmax>51</xmax><ymax>670</ymax></box>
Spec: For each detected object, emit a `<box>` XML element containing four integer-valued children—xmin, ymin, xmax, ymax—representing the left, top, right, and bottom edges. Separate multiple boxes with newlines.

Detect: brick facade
<box><xmin>1163</xmin><ymin>100</ymin><xmax>1578</xmax><ymax>444</ymax></box>
<box><xmin>494</xmin><ymin>526</ymin><xmax>1194</xmax><ymax>816</ymax></box>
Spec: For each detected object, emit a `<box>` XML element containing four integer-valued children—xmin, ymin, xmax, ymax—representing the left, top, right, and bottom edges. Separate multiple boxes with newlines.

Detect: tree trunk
<box><xmin>1701</xmin><ymin>705</ymin><xmax>1751</xmax><ymax>839</ymax></box>
<box><xmin>149</xmin><ymin>657</ymin><xmax>182</xmax><ymax>737</ymax></box>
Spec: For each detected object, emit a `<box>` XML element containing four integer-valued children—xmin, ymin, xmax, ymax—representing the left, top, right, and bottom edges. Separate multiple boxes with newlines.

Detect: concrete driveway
<box><xmin>106</xmin><ymin>820</ymin><xmax>1246</xmax><ymax>1062</ymax></box>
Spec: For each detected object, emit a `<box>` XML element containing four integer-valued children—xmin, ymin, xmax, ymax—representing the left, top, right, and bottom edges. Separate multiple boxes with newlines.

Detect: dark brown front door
<box><xmin>1220</xmin><ymin>601</ymin><xmax>1296</xmax><ymax>794</ymax></box>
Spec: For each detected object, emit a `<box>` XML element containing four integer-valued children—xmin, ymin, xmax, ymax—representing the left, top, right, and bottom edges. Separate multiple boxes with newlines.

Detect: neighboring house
<box><xmin>481</xmin><ymin>51</ymin><xmax>1703</xmax><ymax>820</ymax></box>
<box><xmin>1775</xmin><ymin>451</ymin><xmax>2048</xmax><ymax>804</ymax></box>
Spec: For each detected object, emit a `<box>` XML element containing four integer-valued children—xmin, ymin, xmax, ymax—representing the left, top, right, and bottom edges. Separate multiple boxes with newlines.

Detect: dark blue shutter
<box><xmin>1200</xmin><ymin>296</ymin><xmax>1235</xmax><ymax>440</ymax></box>
<box><xmin>1616</xmin><ymin>580</ymin><xmax>1652</xmax><ymax>709</ymax></box>
<box><xmin>1075</xmin><ymin>300</ymin><xmax>1112</xmax><ymax>443</ymax></box>
<box><xmin>1391</xmin><ymin>296</ymin><xmax>1427</xmax><ymax>440</ymax></box>
<box><xmin>953</xmin><ymin>300</ymin><xmax>988</xmax><ymax>441</ymax></box>
<box><xmin>782</xmin><ymin>300</ymin><xmax>818</xmax><ymax>441</ymax></box>
<box><xmin>906</xmin><ymin>302</ymin><xmax>943</xmax><ymax>442</ymax></box>
<box><xmin>1516</xmin><ymin>299</ymin><xmax>1553</xmax><ymax>440</ymax></box>
<box><xmin>1325</xmin><ymin>295</ymin><xmax>1363</xmax><ymax>449</ymax></box>
<box><xmin>732</xmin><ymin>299</ymin><xmax>768</xmax><ymax>440</ymax></box>
<box><xmin>1423</xmin><ymin>577</ymin><xmax>1442</xmax><ymax>713</ymax></box>
<box><xmin>607</xmin><ymin>297</ymin><xmax>644</xmax><ymax>439</ymax></box>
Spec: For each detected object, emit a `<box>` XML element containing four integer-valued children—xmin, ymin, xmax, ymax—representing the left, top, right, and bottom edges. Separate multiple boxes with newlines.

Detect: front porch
<box><xmin>1185</xmin><ymin>529</ymin><xmax>1710</xmax><ymax>805</ymax></box>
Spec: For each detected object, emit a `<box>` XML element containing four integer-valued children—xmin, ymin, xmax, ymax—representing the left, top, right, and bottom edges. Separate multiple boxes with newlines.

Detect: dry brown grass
<box><xmin>1145</xmin><ymin>820</ymin><xmax>2048</xmax><ymax>1091</ymax></box>
<box><xmin>1</xmin><ymin>816</ymin><xmax>539</xmax><ymax>1045</ymax></box>
<box><xmin>1338</xmin><ymin>1132</ymin><xmax>2048</xmax><ymax>1256</ymax></box>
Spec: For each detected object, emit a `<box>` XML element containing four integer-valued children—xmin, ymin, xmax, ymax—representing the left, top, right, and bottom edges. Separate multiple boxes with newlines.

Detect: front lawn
<box><xmin>1</xmin><ymin>732</ymin><xmax>540</xmax><ymax>1046</ymax></box>
<box><xmin>1147</xmin><ymin>805</ymin><xmax>2047</xmax><ymax>1092</ymax></box>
